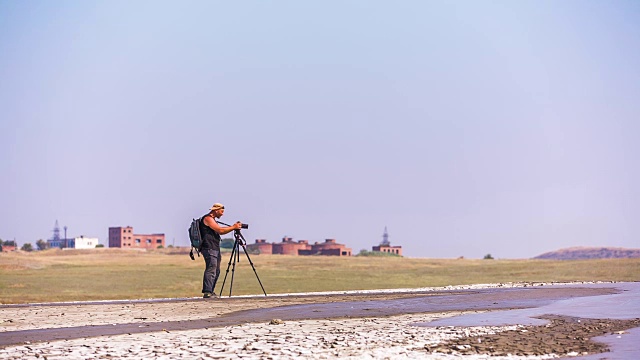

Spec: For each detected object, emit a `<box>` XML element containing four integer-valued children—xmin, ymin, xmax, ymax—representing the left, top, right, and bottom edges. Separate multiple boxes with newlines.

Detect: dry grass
<box><xmin>1</xmin><ymin>248</ymin><xmax>639</xmax><ymax>304</ymax></box>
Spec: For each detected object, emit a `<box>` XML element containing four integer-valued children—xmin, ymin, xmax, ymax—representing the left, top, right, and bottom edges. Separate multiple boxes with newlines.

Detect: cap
<box><xmin>210</xmin><ymin>203</ymin><xmax>225</xmax><ymax>211</ymax></box>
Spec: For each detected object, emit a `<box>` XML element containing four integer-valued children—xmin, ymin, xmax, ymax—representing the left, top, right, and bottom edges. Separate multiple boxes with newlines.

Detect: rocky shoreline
<box><xmin>428</xmin><ymin>315</ymin><xmax>640</xmax><ymax>357</ymax></box>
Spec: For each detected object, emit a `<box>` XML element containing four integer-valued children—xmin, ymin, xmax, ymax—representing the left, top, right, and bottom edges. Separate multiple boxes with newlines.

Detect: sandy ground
<box><xmin>0</xmin><ymin>282</ymin><xmax>638</xmax><ymax>359</ymax></box>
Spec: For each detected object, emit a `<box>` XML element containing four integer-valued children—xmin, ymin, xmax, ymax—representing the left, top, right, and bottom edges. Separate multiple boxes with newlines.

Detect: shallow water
<box><xmin>422</xmin><ymin>282</ymin><xmax>640</xmax><ymax>326</ymax></box>
<box><xmin>579</xmin><ymin>326</ymin><xmax>640</xmax><ymax>360</ymax></box>
<box><xmin>239</xmin><ymin>285</ymin><xmax>615</xmax><ymax>321</ymax></box>
<box><xmin>420</xmin><ymin>282</ymin><xmax>640</xmax><ymax>359</ymax></box>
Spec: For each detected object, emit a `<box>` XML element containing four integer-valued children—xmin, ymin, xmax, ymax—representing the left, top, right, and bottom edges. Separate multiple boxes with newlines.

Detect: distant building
<box><xmin>74</xmin><ymin>236</ymin><xmax>99</xmax><ymax>249</ymax></box>
<box><xmin>1</xmin><ymin>240</ymin><xmax>17</xmax><ymax>252</ymax></box>
<box><xmin>45</xmin><ymin>221</ymin><xmax>100</xmax><ymax>249</ymax></box>
<box><xmin>272</xmin><ymin>237</ymin><xmax>312</xmax><ymax>255</ymax></box>
<box><xmin>300</xmin><ymin>239</ymin><xmax>352</xmax><ymax>256</ymax></box>
<box><xmin>48</xmin><ymin>237</ymin><xmax>74</xmax><ymax>249</ymax></box>
<box><xmin>247</xmin><ymin>237</ymin><xmax>352</xmax><ymax>256</ymax></box>
<box><xmin>372</xmin><ymin>227</ymin><xmax>402</xmax><ymax>256</ymax></box>
<box><xmin>47</xmin><ymin>220</ymin><xmax>74</xmax><ymax>249</ymax></box>
<box><xmin>251</xmin><ymin>239</ymin><xmax>273</xmax><ymax>254</ymax></box>
<box><xmin>109</xmin><ymin>226</ymin><xmax>133</xmax><ymax>248</ymax></box>
<box><xmin>109</xmin><ymin>226</ymin><xmax>165</xmax><ymax>249</ymax></box>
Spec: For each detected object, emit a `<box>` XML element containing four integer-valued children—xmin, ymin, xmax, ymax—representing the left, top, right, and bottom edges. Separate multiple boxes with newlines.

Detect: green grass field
<box><xmin>1</xmin><ymin>248</ymin><xmax>639</xmax><ymax>304</ymax></box>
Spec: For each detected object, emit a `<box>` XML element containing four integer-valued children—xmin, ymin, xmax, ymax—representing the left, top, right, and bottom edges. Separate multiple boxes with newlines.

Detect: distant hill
<box><xmin>534</xmin><ymin>247</ymin><xmax>640</xmax><ymax>260</ymax></box>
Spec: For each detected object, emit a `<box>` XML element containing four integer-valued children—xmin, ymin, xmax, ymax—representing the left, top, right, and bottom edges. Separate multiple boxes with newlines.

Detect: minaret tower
<box><xmin>381</xmin><ymin>226</ymin><xmax>390</xmax><ymax>246</ymax></box>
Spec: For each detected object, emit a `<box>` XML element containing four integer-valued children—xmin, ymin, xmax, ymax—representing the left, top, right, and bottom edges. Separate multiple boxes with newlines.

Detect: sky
<box><xmin>1</xmin><ymin>1</ymin><xmax>638</xmax><ymax>259</ymax></box>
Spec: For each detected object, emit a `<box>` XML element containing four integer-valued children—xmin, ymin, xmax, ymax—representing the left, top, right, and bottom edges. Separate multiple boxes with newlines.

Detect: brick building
<box><xmin>1</xmin><ymin>240</ymin><xmax>17</xmax><ymax>252</ymax></box>
<box><xmin>299</xmin><ymin>239</ymin><xmax>352</xmax><ymax>256</ymax></box>
<box><xmin>109</xmin><ymin>226</ymin><xmax>165</xmax><ymax>249</ymax></box>
<box><xmin>272</xmin><ymin>237</ymin><xmax>312</xmax><ymax>255</ymax></box>
<box><xmin>251</xmin><ymin>239</ymin><xmax>273</xmax><ymax>254</ymax></box>
<box><xmin>372</xmin><ymin>244</ymin><xmax>402</xmax><ymax>256</ymax></box>
<box><xmin>248</xmin><ymin>237</ymin><xmax>351</xmax><ymax>256</ymax></box>
<box><xmin>372</xmin><ymin>227</ymin><xmax>402</xmax><ymax>256</ymax></box>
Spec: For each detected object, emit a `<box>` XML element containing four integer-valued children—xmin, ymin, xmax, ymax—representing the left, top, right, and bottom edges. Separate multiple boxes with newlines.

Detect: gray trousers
<box><xmin>202</xmin><ymin>248</ymin><xmax>221</xmax><ymax>294</ymax></box>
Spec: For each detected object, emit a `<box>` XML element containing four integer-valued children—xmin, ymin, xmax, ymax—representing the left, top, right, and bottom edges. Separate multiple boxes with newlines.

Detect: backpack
<box><xmin>188</xmin><ymin>217</ymin><xmax>203</xmax><ymax>260</ymax></box>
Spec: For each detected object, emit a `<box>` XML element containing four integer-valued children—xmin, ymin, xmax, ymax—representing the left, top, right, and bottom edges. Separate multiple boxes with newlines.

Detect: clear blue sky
<box><xmin>1</xmin><ymin>1</ymin><xmax>638</xmax><ymax>258</ymax></box>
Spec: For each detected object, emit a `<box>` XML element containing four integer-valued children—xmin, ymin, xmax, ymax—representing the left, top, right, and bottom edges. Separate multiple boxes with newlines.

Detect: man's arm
<box><xmin>203</xmin><ymin>216</ymin><xmax>242</xmax><ymax>235</ymax></box>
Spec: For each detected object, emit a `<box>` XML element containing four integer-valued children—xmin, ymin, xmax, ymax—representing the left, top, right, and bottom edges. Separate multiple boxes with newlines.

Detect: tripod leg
<box><xmin>228</xmin><ymin>241</ymin><xmax>239</xmax><ymax>297</ymax></box>
<box><xmin>240</xmin><ymin>242</ymin><xmax>268</xmax><ymax>296</ymax></box>
<box><xmin>218</xmin><ymin>241</ymin><xmax>237</xmax><ymax>297</ymax></box>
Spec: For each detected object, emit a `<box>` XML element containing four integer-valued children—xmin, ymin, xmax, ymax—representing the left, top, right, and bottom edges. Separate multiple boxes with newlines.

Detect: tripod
<box><xmin>218</xmin><ymin>226</ymin><xmax>267</xmax><ymax>297</ymax></box>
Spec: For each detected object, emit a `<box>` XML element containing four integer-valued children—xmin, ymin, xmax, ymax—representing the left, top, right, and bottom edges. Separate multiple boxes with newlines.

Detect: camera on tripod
<box><xmin>217</xmin><ymin>220</ymin><xmax>267</xmax><ymax>297</ymax></box>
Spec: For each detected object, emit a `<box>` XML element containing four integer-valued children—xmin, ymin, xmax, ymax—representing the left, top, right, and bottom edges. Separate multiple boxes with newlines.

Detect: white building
<box><xmin>74</xmin><ymin>236</ymin><xmax>99</xmax><ymax>249</ymax></box>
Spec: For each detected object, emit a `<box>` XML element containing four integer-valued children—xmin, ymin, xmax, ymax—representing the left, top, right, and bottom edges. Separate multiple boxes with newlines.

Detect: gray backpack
<box><xmin>188</xmin><ymin>217</ymin><xmax>202</xmax><ymax>260</ymax></box>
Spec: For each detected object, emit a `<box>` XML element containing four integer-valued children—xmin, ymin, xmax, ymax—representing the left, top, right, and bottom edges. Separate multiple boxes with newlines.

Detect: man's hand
<box><xmin>234</xmin><ymin>221</ymin><xmax>243</xmax><ymax>230</ymax></box>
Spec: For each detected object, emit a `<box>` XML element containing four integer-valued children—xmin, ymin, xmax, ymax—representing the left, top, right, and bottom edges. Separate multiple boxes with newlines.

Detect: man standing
<box><xmin>200</xmin><ymin>203</ymin><xmax>242</xmax><ymax>298</ymax></box>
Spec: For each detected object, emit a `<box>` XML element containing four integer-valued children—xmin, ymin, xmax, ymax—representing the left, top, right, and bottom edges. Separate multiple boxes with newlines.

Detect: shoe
<box><xmin>203</xmin><ymin>292</ymin><xmax>219</xmax><ymax>298</ymax></box>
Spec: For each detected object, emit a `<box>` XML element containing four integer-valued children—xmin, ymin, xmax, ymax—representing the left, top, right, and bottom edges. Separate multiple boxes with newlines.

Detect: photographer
<box><xmin>200</xmin><ymin>203</ymin><xmax>242</xmax><ymax>298</ymax></box>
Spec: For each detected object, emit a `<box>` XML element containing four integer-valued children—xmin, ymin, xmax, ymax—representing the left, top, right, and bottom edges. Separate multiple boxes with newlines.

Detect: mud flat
<box><xmin>0</xmin><ymin>282</ymin><xmax>638</xmax><ymax>359</ymax></box>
